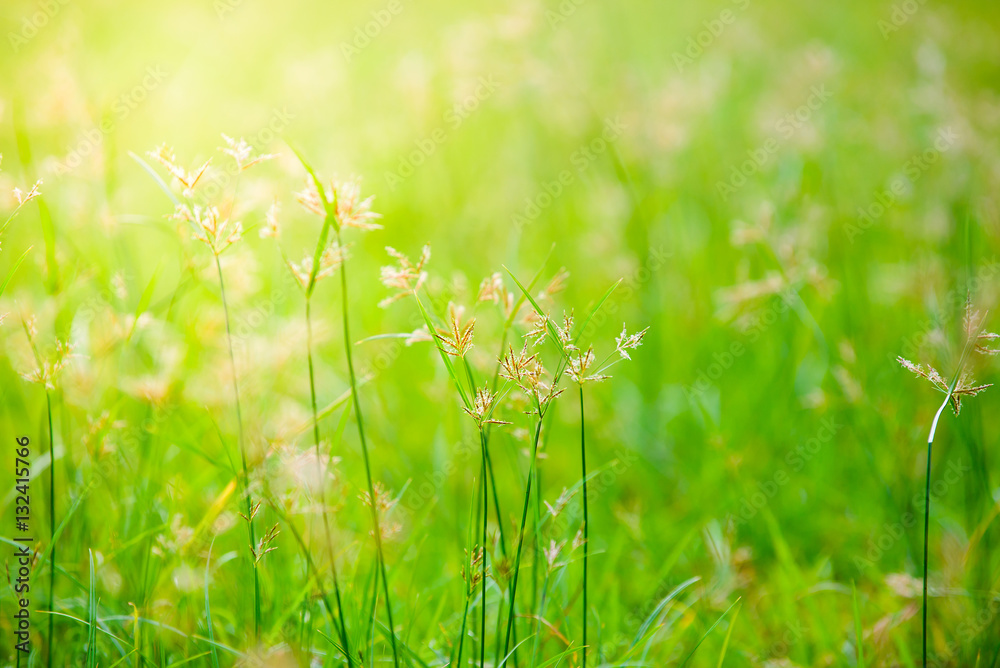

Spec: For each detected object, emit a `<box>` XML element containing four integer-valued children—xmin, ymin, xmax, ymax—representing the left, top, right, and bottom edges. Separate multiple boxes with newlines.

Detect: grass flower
<box><xmin>378</xmin><ymin>245</ymin><xmax>430</xmax><ymax>307</ymax></box>
<box><xmin>258</xmin><ymin>200</ymin><xmax>281</xmax><ymax>239</ymax></box>
<box><xmin>897</xmin><ymin>298</ymin><xmax>997</xmax><ymax>665</ymax></box>
<box><xmin>171</xmin><ymin>203</ymin><xmax>243</xmax><ymax>255</ymax></box>
<box><xmin>287</xmin><ymin>242</ymin><xmax>349</xmax><ymax>289</ymax></box>
<box><xmin>436</xmin><ymin>302</ymin><xmax>476</xmax><ymax>357</ymax></box>
<box><xmin>463</xmin><ymin>387</ymin><xmax>512</xmax><ymax>429</ymax></box>
<box><xmin>220</xmin><ymin>134</ymin><xmax>276</xmax><ymax>171</ymax></box>
<box><xmin>615</xmin><ymin>324</ymin><xmax>649</xmax><ymax>360</ymax></box>
<box><xmin>567</xmin><ymin>346</ymin><xmax>610</xmax><ymax>385</ymax></box>
<box><xmin>295</xmin><ymin>176</ymin><xmax>383</xmax><ymax>230</ymax></box>
<box><xmin>147</xmin><ymin>144</ymin><xmax>211</xmax><ymax>197</ymax></box>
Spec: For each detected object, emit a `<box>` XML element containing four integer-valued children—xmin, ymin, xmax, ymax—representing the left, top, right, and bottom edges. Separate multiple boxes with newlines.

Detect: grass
<box><xmin>3</xmin><ymin>0</ymin><xmax>1000</xmax><ymax>665</ymax></box>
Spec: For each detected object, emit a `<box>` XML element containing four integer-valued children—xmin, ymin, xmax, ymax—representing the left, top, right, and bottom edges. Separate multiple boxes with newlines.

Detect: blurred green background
<box><xmin>3</xmin><ymin>0</ymin><xmax>1000</xmax><ymax>665</ymax></box>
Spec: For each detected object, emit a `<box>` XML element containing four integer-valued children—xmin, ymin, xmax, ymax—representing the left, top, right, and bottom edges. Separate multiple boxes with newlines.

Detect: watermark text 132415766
<box><xmin>12</xmin><ymin>436</ymin><xmax>33</xmax><ymax>655</ymax></box>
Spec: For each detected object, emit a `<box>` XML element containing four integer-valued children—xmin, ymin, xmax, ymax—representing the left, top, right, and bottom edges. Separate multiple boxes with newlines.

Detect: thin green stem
<box><xmin>457</xmin><ymin>470</ymin><xmax>479</xmax><ymax>668</ymax></box>
<box><xmin>923</xmin><ymin>435</ymin><xmax>932</xmax><ymax>667</ymax></box>
<box><xmin>529</xmin><ymin>569</ymin><xmax>551</xmax><ymax>667</ymax></box>
<box><xmin>214</xmin><ymin>254</ymin><xmax>261</xmax><ymax>641</ymax></box>
<box><xmin>336</xmin><ymin>230</ymin><xmax>399</xmax><ymax>668</ymax></box>
<box><xmin>923</xmin><ymin>392</ymin><xmax>951</xmax><ymax>667</ymax></box>
<box><xmin>502</xmin><ymin>417</ymin><xmax>543</xmax><ymax>664</ymax></box>
<box><xmin>46</xmin><ymin>390</ymin><xmax>55</xmax><ymax>668</ymax></box>
<box><xmin>456</xmin><ymin>592</ymin><xmax>472</xmax><ymax>668</ymax></box>
<box><xmin>479</xmin><ymin>428</ymin><xmax>489</xmax><ymax>668</ymax></box>
<box><xmin>579</xmin><ymin>385</ymin><xmax>588</xmax><ymax>667</ymax></box>
<box><xmin>306</xmin><ymin>297</ymin><xmax>353</xmax><ymax>667</ymax></box>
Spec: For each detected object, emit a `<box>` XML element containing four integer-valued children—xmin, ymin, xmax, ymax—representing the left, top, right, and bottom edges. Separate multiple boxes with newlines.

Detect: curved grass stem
<box><xmin>46</xmin><ymin>390</ymin><xmax>55</xmax><ymax>668</ymax></box>
<box><xmin>214</xmin><ymin>254</ymin><xmax>261</xmax><ymax>641</ymax></box>
<box><xmin>502</xmin><ymin>418</ymin><xmax>543</xmax><ymax>664</ymax></box>
<box><xmin>578</xmin><ymin>385</ymin><xmax>589</xmax><ymax>667</ymax></box>
<box><xmin>336</xmin><ymin>230</ymin><xmax>399</xmax><ymax>668</ymax></box>
<box><xmin>306</xmin><ymin>297</ymin><xmax>354</xmax><ymax>667</ymax></box>
<box><xmin>479</xmin><ymin>429</ymin><xmax>489</xmax><ymax>668</ymax></box>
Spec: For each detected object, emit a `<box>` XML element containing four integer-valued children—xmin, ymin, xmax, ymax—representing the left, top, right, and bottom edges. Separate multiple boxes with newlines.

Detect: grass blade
<box><xmin>680</xmin><ymin>597</ymin><xmax>742</xmax><ymax>667</ymax></box>
<box><xmin>853</xmin><ymin>582</ymin><xmax>866</xmax><ymax>668</ymax></box>
<box><xmin>715</xmin><ymin>600</ymin><xmax>741</xmax><ymax>668</ymax></box>
<box><xmin>0</xmin><ymin>245</ymin><xmax>32</xmax><ymax>299</ymax></box>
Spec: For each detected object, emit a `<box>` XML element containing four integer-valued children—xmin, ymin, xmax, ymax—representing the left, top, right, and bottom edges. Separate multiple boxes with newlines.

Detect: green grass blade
<box><xmin>0</xmin><ymin>245</ymin><xmax>32</xmax><ymax>299</ymax></box>
<box><xmin>629</xmin><ymin>576</ymin><xmax>700</xmax><ymax>651</ymax></box>
<box><xmin>853</xmin><ymin>582</ymin><xmax>865</xmax><ymax>668</ymax></box>
<box><xmin>205</xmin><ymin>540</ymin><xmax>221</xmax><ymax>668</ymax></box>
<box><xmin>572</xmin><ymin>278</ymin><xmax>622</xmax><ymax>345</ymax></box>
<box><xmin>502</xmin><ymin>265</ymin><xmax>568</xmax><ymax>359</ymax></box>
<box><xmin>128</xmin><ymin>151</ymin><xmax>181</xmax><ymax>207</ymax></box>
<box><xmin>503</xmin><ymin>244</ymin><xmax>555</xmax><ymax>329</ymax></box>
<box><xmin>88</xmin><ymin>550</ymin><xmax>98</xmax><ymax>668</ymax></box>
<box><xmin>680</xmin><ymin>597</ymin><xmax>742</xmax><ymax>667</ymax></box>
<box><xmin>715</xmin><ymin>600</ymin><xmax>741</xmax><ymax>668</ymax></box>
<box><xmin>126</xmin><ymin>263</ymin><xmax>161</xmax><ymax>343</ymax></box>
<box><xmin>414</xmin><ymin>291</ymin><xmax>472</xmax><ymax>408</ymax></box>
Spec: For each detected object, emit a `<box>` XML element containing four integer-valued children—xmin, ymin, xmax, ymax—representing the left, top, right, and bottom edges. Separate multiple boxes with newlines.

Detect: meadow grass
<box><xmin>3</xmin><ymin>0</ymin><xmax>1000</xmax><ymax>666</ymax></box>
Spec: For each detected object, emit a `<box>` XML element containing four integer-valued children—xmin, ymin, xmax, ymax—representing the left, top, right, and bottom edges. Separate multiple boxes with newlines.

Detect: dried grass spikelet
<box><xmin>461</xmin><ymin>546</ymin><xmax>488</xmax><ymax>589</ymax></box>
<box><xmin>296</xmin><ymin>176</ymin><xmax>383</xmax><ymax>231</ymax></box>
<box><xmin>250</xmin><ymin>523</ymin><xmax>280</xmax><ymax>564</ymax></box>
<box><xmin>147</xmin><ymin>144</ymin><xmax>211</xmax><ymax>198</ymax></box>
<box><xmin>20</xmin><ymin>325</ymin><xmax>76</xmax><ymax>391</ymax></box>
<box><xmin>1</xmin><ymin>154</ymin><xmax>43</xmax><ymax>260</ymax></box>
<box><xmin>171</xmin><ymin>203</ymin><xmax>243</xmax><ymax>256</ymax></box>
<box><xmin>615</xmin><ymin>324</ymin><xmax>649</xmax><ymax>360</ymax></box>
<box><xmin>543</xmin><ymin>539</ymin><xmax>566</xmax><ymax>571</ymax></box>
<box><xmin>220</xmin><ymin>134</ymin><xmax>276</xmax><ymax>172</ymax></box>
<box><xmin>567</xmin><ymin>346</ymin><xmax>609</xmax><ymax>385</ymax></box>
<box><xmin>258</xmin><ymin>200</ymin><xmax>281</xmax><ymax>239</ymax></box>
<box><xmin>477</xmin><ymin>272</ymin><xmax>515</xmax><ymax>318</ymax></box>
<box><xmin>11</xmin><ymin>179</ymin><xmax>43</xmax><ymax>209</ymax></box>
<box><xmin>499</xmin><ymin>343</ymin><xmax>562</xmax><ymax>410</ymax></box>
<box><xmin>359</xmin><ymin>481</ymin><xmax>396</xmax><ymax>515</ymax></box>
<box><xmin>404</xmin><ymin>326</ymin><xmax>433</xmax><ymax>346</ymax></box>
<box><xmin>435</xmin><ymin>302</ymin><xmax>475</xmax><ymax>357</ymax></box>
<box><xmin>379</xmin><ymin>245</ymin><xmax>430</xmax><ymax>307</ymax></box>
<box><xmin>287</xmin><ymin>242</ymin><xmax>349</xmax><ymax>289</ymax></box>
<box><xmin>463</xmin><ymin>387</ymin><xmax>511</xmax><ymax>429</ymax></box>
<box><xmin>897</xmin><ymin>298</ymin><xmax>998</xmax><ymax>414</ymax></box>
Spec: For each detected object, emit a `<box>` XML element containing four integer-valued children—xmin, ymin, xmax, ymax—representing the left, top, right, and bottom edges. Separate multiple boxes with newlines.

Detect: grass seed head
<box><xmin>219</xmin><ymin>133</ymin><xmax>276</xmax><ymax>172</ymax></box>
<box><xmin>435</xmin><ymin>301</ymin><xmax>476</xmax><ymax>357</ymax></box>
<box><xmin>379</xmin><ymin>245</ymin><xmax>431</xmax><ymax>307</ymax></box>
<box><xmin>615</xmin><ymin>324</ymin><xmax>649</xmax><ymax>360</ymax></box>
<box><xmin>568</xmin><ymin>346</ymin><xmax>609</xmax><ymax>385</ymax></box>
<box><xmin>259</xmin><ymin>199</ymin><xmax>281</xmax><ymax>238</ymax></box>
<box><xmin>463</xmin><ymin>387</ymin><xmax>511</xmax><ymax>429</ymax></box>
<box><xmin>148</xmin><ymin>144</ymin><xmax>211</xmax><ymax>198</ymax></box>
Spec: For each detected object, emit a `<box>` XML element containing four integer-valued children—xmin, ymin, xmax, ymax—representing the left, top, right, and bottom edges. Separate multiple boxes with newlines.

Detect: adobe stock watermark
<box><xmin>49</xmin><ymin>66</ymin><xmax>169</xmax><ymax>176</ymax></box>
<box><xmin>844</xmin><ymin>126</ymin><xmax>957</xmax><ymax>243</ymax></box>
<box><xmin>890</xmin><ymin>257</ymin><xmax>1000</xmax><ymax>364</ymax></box>
<box><xmin>853</xmin><ymin>457</ymin><xmax>969</xmax><ymax>572</ymax></box>
<box><xmin>545</xmin><ymin>0</ymin><xmax>586</xmax><ymax>28</ymax></box>
<box><xmin>8</xmin><ymin>0</ymin><xmax>71</xmax><ymax>52</ymax></box>
<box><xmin>927</xmin><ymin>598</ymin><xmax>1000</xmax><ymax>667</ymax></box>
<box><xmin>672</xmin><ymin>0</ymin><xmax>751</xmax><ymax>72</ymax></box>
<box><xmin>340</xmin><ymin>0</ymin><xmax>405</xmax><ymax>62</ymax></box>
<box><xmin>878</xmin><ymin>0</ymin><xmax>929</xmax><ymax>39</ymax></box>
<box><xmin>729</xmin><ymin>416</ymin><xmax>842</xmax><ymax>528</ymax></box>
<box><xmin>685</xmin><ymin>286</ymin><xmax>799</xmax><ymax>402</ymax></box>
<box><xmin>383</xmin><ymin>76</ymin><xmax>500</xmax><ymax>191</ymax></box>
<box><xmin>756</xmin><ymin>619</ymin><xmax>806</xmax><ymax>662</ymax></box>
<box><xmin>716</xmin><ymin>84</ymin><xmax>833</xmax><ymax>201</ymax></box>
<box><xmin>214</xmin><ymin>0</ymin><xmax>246</xmax><ymax>19</ymax></box>
<box><xmin>200</xmin><ymin>107</ymin><xmax>296</xmax><ymax>201</ymax></box>
<box><xmin>511</xmin><ymin>116</ymin><xmax>627</xmax><ymax>232</ymax></box>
